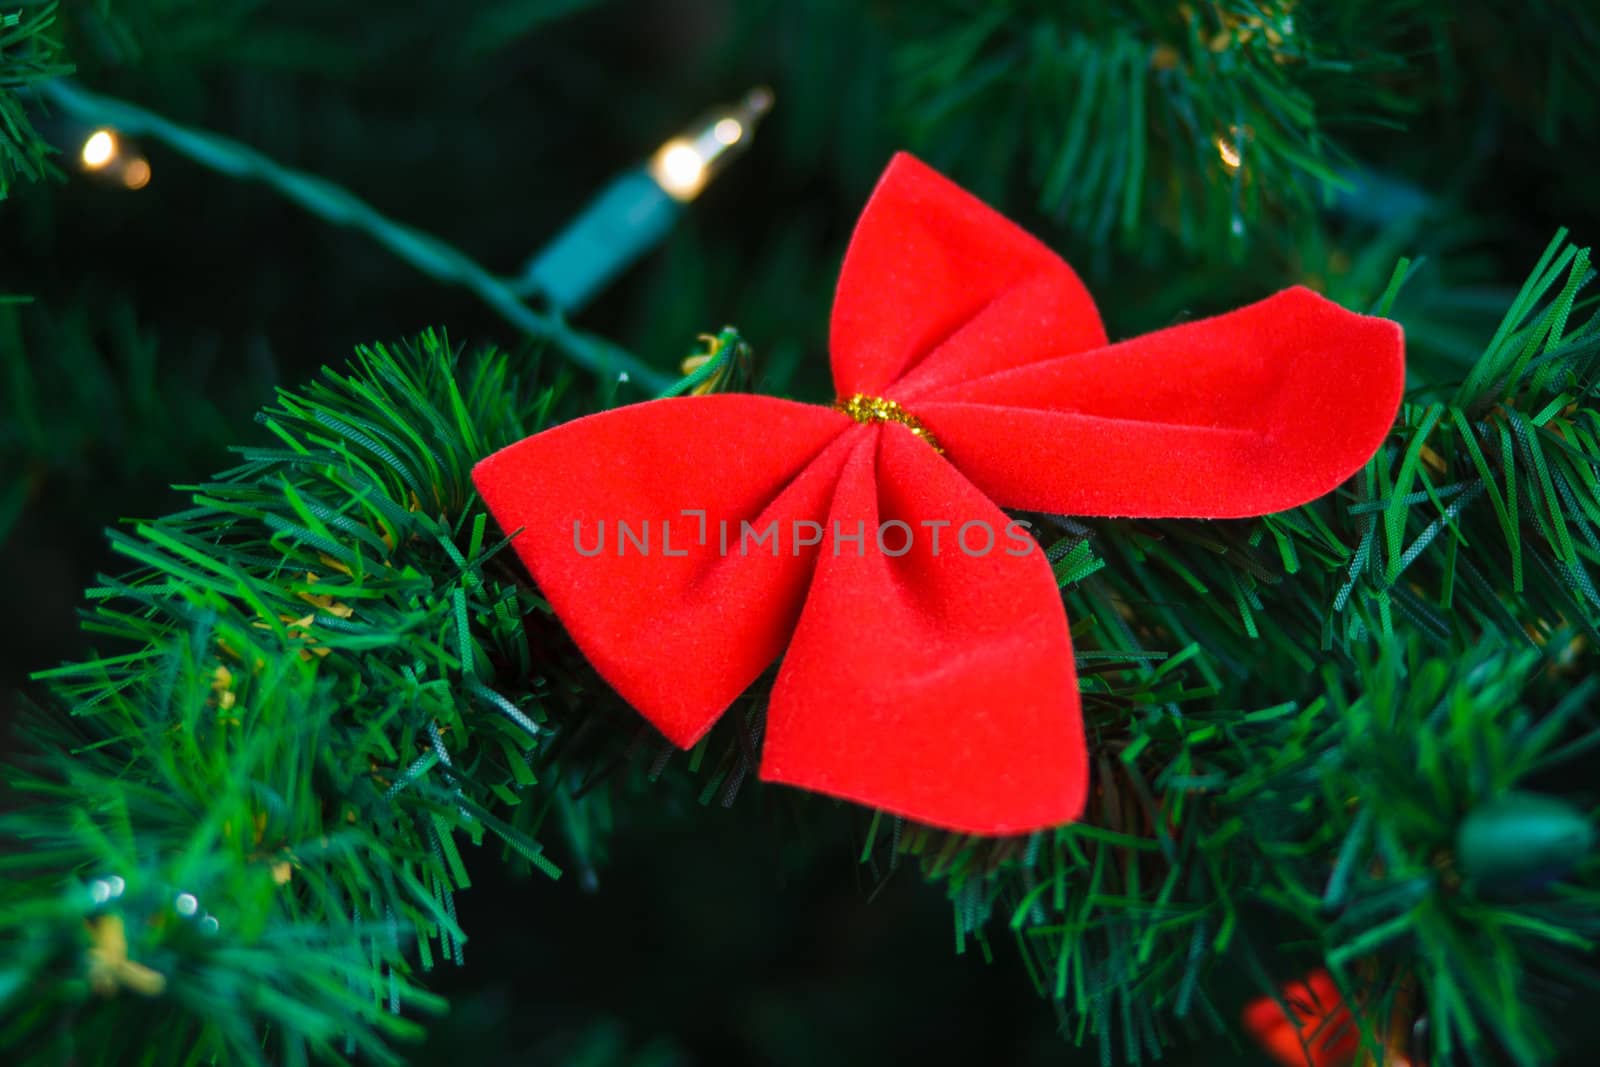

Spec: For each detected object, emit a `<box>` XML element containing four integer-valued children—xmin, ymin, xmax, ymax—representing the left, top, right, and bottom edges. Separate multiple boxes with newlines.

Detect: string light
<box><xmin>81</xmin><ymin>129</ymin><xmax>118</xmax><ymax>169</ymax></box>
<box><xmin>518</xmin><ymin>86</ymin><xmax>773</xmax><ymax>311</ymax></box>
<box><xmin>647</xmin><ymin>87</ymin><xmax>774</xmax><ymax>202</ymax></box>
<box><xmin>77</xmin><ymin>126</ymin><xmax>151</xmax><ymax>188</ymax></box>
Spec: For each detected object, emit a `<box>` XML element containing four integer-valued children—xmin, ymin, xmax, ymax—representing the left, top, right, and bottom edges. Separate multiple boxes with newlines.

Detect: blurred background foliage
<box><xmin>3</xmin><ymin>0</ymin><xmax>1598</xmax><ymax>1063</ymax></box>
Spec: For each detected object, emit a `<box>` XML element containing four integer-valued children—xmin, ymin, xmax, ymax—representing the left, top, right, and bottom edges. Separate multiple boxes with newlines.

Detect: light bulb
<box><xmin>652</xmin><ymin>140</ymin><xmax>708</xmax><ymax>199</ymax></box>
<box><xmin>122</xmin><ymin>157</ymin><xmax>152</xmax><ymax>189</ymax></box>
<box><xmin>81</xmin><ymin>129</ymin><xmax>118</xmax><ymax>169</ymax></box>
<box><xmin>646</xmin><ymin>87</ymin><xmax>773</xmax><ymax>202</ymax></box>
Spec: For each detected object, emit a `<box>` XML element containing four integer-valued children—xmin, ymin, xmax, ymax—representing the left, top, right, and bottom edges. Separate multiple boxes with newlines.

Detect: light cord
<box><xmin>38</xmin><ymin>78</ymin><xmax>673</xmax><ymax>393</ymax></box>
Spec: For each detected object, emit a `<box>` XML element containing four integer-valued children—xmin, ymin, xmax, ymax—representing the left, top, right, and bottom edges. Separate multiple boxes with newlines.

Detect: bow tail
<box><xmin>761</xmin><ymin>426</ymin><xmax>1088</xmax><ymax>835</ymax></box>
<box><xmin>472</xmin><ymin>395</ymin><xmax>852</xmax><ymax>747</ymax></box>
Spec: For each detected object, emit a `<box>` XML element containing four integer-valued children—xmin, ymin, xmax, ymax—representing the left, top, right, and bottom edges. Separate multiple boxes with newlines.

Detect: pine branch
<box><xmin>878</xmin><ymin>1</ymin><xmax>1600</xmax><ymax>267</ymax></box>
<box><xmin>0</xmin><ymin>2</ymin><xmax>70</xmax><ymax>198</ymax></box>
<box><xmin>0</xmin><ymin>295</ymin><xmax>274</xmax><ymax>548</ymax></box>
<box><xmin>866</xmin><ymin>239</ymin><xmax>1600</xmax><ymax>1064</ymax></box>
<box><xmin>886</xmin><ymin>0</ymin><xmax>1418</xmax><ymax>258</ymax></box>
<box><xmin>1</xmin><ymin>334</ymin><xmax>575</xmax><ymax>1062</ymax></box>
<box><xmin>4</xmin><ymin>240</ymin><xmax>1599</xmax><ymax>1064</ymax></box>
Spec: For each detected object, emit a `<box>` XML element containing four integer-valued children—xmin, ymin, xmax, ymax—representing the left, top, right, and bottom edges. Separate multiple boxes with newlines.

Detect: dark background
<box><xmin>4</xmin><ymin>1</ymin><xmax>1596</xmax><ymax>1063</ymax></box>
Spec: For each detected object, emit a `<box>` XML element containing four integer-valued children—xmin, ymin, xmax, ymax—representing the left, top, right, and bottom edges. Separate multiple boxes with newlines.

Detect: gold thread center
<box><xmin>834</xmin><ymin>393</ymin><xmax>943</xmax><ymax>453</ymax></box>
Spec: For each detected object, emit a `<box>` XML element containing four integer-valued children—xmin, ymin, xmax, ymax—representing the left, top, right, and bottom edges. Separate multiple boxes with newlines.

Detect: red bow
<box><xmin>1243</xmin><ymin>969</ymin><xmax>1362</xmax><ymax>1067</ymax></box>
<box><xmin>472</xmin><ymin>153</ymin><xmax>1404</xmax><ymax>834</ymax></box>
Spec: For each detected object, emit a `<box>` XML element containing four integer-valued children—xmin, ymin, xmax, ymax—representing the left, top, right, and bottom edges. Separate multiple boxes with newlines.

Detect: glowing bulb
<box><xmin>122</xmin><ymin>157</ymin><xmax>151</xmax><ymax>190</ymax></box>
<box><xmin>81</xmin><ymin>129</ymin><xmax>117</xmax><ymax>169</ymax></box>
<box><xmin>641</xmin><ymin>88</ymin><xmax>772</xmax><ymax>204</ymax></box>
<box><xmin>651</xmin><ymin>140</ymin><xmax>708</xmax><ymax>200</ymax></box>
<box><xmin>1216</xmin><ymin>135</ymin><xmax>1242</xmax><ymax>171</ymax></box>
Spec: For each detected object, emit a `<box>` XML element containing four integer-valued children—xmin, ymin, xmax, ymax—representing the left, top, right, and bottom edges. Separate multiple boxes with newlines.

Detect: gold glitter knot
<box><xmin>834</xmin><ymin>393</ymin><xmax>943</xmax><ymax>453</ymax></box>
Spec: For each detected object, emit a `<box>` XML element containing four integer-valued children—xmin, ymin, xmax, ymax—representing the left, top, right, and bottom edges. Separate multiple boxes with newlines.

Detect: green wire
<box><xmin>38</xmin><ymin>78</ymin><xmax>674</xmax><ymax>394</ymax></box>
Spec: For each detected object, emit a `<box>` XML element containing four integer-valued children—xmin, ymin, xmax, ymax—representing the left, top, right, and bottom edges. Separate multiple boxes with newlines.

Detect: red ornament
<box><xmin>472</xmin><ymin>153</ymin><xmax>1404</xmax><ymax>834</ymax></box>
<box><xmin>1243</xmin><ymin>969</ymin><xmax>1361</xmax><ymax>1067</ymax></box>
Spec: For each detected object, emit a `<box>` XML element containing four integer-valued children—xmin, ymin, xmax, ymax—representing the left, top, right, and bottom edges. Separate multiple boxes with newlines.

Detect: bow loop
<box><xmin>830</xmin><ymin>153</ymin><xmax>1106</xmax><ymax>400</ymax></box>
<box><xmin>914</xmin><ymin>286</ymin><xmax>1405</xmax><ymax>518</ymax></box>
<box><xmin>473</xmin><ymin>395</ymin><xmax>853</xmax><ymax>746</ymax></box>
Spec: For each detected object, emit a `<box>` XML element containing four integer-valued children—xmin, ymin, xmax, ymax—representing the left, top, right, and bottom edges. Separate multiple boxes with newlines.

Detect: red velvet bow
<box><xmin>1243</xmin><ymin>969</ymin><xmax>1362</xmax><ymax>1067</ymax></box>
<box><xmin>472</xmin><ymin>153</ymin><xmax>1404</xmax><ymax>834</ymax></box>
